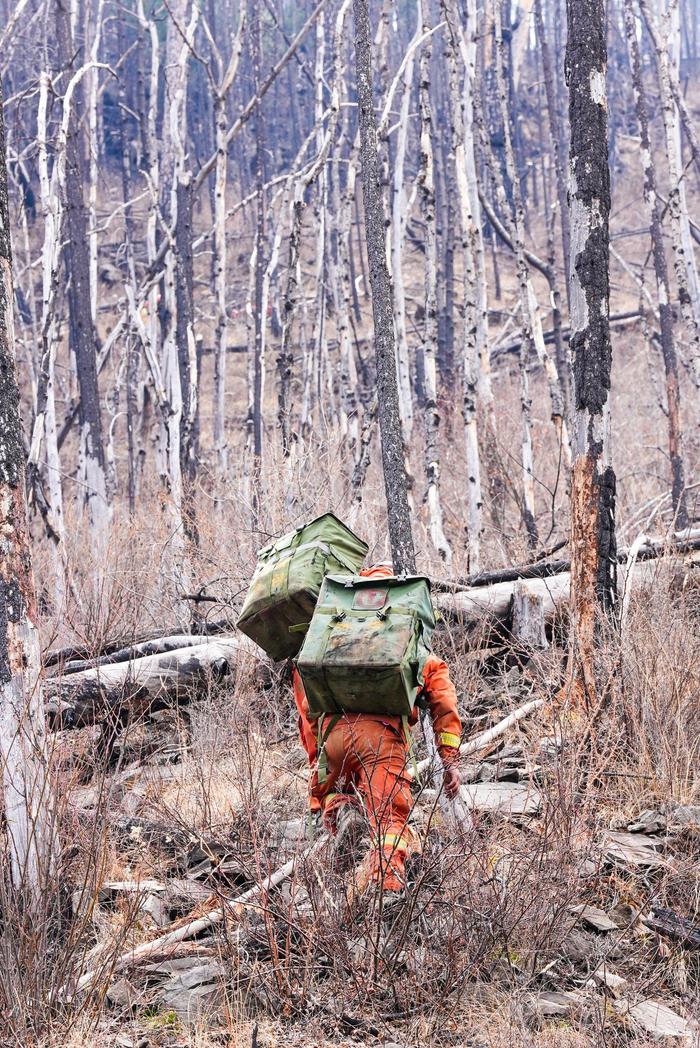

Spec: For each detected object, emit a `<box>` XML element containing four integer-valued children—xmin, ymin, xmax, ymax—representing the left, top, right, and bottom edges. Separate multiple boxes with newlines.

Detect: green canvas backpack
<box><xmin>236</xmin><ymin>513</ymin><xmax>368</xmax><ymax>661</ymax></box>
<box><xmin>295</xmin><ymin>574</ymin><xmax>435</xmax><ymax>718</ymax></box>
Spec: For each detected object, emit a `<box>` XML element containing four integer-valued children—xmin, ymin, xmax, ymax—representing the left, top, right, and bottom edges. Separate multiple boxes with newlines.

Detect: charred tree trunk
<box><xmin>353</xmin><ymin>0</ymin><xmax>416</xmax><ymax>575</ymax></box>
<box><xmin>0</xmin><ymin>80</ymin><xmax>56</xmax><ymax>896</ymax></box>
<box><xmin>566</xmin><ymin>0</ymin><xmax>617</xmax><ymax>706</ymax></box>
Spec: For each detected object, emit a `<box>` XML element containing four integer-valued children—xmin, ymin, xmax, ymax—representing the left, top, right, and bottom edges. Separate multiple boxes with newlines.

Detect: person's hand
<box><xmin>443</xmin><ymin>763</ymin><xmax>461</xmax><ymax>799</ymax></box>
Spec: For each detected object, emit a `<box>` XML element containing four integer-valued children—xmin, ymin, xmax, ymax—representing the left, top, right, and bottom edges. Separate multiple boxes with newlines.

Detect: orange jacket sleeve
<box><xmin>422</xmin><ymin>654</ymin><xmax>462</xmax><ymax>764</ymax></box>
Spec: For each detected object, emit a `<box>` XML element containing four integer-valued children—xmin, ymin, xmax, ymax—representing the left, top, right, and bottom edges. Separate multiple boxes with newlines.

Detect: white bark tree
<box><xmin>0</xmin><ymin>79</ymin><xmax>56</xmax><ymax>898</ymax></box>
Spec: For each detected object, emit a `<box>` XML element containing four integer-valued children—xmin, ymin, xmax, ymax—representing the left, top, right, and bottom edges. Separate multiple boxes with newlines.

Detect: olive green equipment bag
<box><xmin>295</xmin><ymin>574</ymin><xmax>435</xmax><ymax>718</ymax></box>
<box><xmin>236</xmin><ymin>513</ymin><xmax>368</xmax><ymax>662</ymax></box>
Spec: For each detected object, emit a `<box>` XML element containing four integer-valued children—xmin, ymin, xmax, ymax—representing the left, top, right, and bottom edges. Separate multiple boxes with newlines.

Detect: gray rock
<box><xmin>533</xmin><ymin>990</ymin><xmax>585</xmax><ymax>1017</ymax></box>
<box><xmin>162</xmin><ymin>961</ymin><xmax>227</xmax><ymax>1023</ymax></box>
<box><xmin>669</xmin><ymin>805</ymin><xmax>700</xmax><ymax>829</ymax></box>
<box><xmin>106</xmin><ymin>977</ymin><xmax>145</xmax><ymax>1009</ymax></box>
<box><xmin>460</xmin><ymin>781</ymin><xmax>541</xmax><ymax>816</ymax></box>
<box><xmin>602</xmin><ymin>830</ymin><xmax>665</xmax><ymax>868</ymax></box>
<box><xmin>615</xmin><ymin>998</ymin><xmax>691</xmax><ymax>1039</ymax></box>
<box><xmin>628</xmin><ymin>809</ymin><xmax>668</xmax><ymax>835</ymax></box>
<box><xmin>569</xmin><ymin>904</ymin><xmax>620</xmax><ymax>932</ymax></box>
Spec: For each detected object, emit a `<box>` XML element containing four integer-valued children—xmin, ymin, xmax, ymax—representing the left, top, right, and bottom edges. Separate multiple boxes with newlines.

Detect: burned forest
<box><xmin>1</xmin><ymin>0</ymin><xmax>700</xmax><ymax>1045</ymax></box>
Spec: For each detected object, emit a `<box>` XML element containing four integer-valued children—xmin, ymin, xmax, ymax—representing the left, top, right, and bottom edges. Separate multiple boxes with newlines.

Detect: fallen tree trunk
<box><xmin>59</xmin><ymin>635</ymin><xmax>211</xmax><ymax>676</ymax></box>
<box><xmin>44</xmin><ymin>619</ymin><xmax>237</xmax><ymax>669</ymax></box>
<box><xmin>436</xmin><ymin>545</ymin><xmax>698</xmax><ymax>630</ymax></box>
<box><xmin>45</xmin><ymin>636</ymin><xmax>259</xmax><ymax>730</ymax></box>
<box><xmin>460</xmin><ymin>529</ymin><xmax>700</xmax><ymax>591</ymax></box>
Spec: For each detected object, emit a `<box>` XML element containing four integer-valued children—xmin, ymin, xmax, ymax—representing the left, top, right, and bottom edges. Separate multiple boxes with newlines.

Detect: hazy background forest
<box><xmin>1</xmin><ymin>0</ymin><xmax>700</xmax><ymax>1044</ymax></box>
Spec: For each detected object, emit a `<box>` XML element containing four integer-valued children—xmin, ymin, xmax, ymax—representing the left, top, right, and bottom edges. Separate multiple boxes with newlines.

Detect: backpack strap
<box><xmin>316</xmin><ymin>713</ymin><xmax>341</xmax><ymax>785</ymax></box>
<box><xmin>401</xmin><ymin>715</ymin><xmax>419</xmax><ymax>783</ymax></box>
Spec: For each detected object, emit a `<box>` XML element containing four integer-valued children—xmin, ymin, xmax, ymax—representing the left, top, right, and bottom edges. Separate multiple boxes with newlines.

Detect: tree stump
<box><xmin>511</xmin><ymin>581</ymin><xmax>548</xmax><ymax>651</ymax></box>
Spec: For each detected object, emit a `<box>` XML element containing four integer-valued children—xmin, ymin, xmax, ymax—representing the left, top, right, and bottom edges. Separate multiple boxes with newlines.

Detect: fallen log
<box><xmin>437</xmin><ymin>533</ymin><xmax>700</xmax><ymax>629</ymax></box>
<box><xmin>45</xmin><ymin>636</ymin><xmax>260</xmax><ymax>730</ymax></box>
<box><xmin>60</xmin><ymin>635</ymin><xmax>212</xmax><ymax>676</ymax></box>
<box><xmin>44</xmin><ymin>619</ymin><xmax>237</xmax><ymax>669</ymax></box>
<box><xmin>433</xmin><ymin>528</ymin><xmax>700</xmax><ymax>595</ymax></box>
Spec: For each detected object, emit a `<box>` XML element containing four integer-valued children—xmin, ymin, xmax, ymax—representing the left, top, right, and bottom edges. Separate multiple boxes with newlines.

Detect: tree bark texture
<box><xmin>353</xmin><ymin>0</ymin><xmax>416</xmax><ymax>576</ymax></box>
<box><xmin>623</xmin><ymin>0</ymin><xmax>688</xmax><ymax>529</ymax></box>
<box><xmin>45</xmin><ymin>637</ymin><xmax>255</xmax><ymax>730</ymax></box>
<box><xmin>55</xmin><ymin>0</ymin><xmax>109</xmax><ymax>536</ymax></box>
<box><xmin>0</xmin><ymin>79</ymin><xmax>56</xmax><ymax>895</ymax></box>
<box><xmin>566</xmin><ymin>0</ymin><xmax>617</xmax><ymax>704</ymax></box>
<box><xmin>418</xmin><ymin>0</ymin><xmax>451</xmax><ymax>566</ymax></box>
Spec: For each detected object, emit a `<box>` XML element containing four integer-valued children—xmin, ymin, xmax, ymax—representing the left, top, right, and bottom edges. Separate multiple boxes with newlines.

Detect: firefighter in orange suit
<box><xmin>292</xmin><ymin>564</ymin><xmax>462</xmax><ymax>894</ymax></box>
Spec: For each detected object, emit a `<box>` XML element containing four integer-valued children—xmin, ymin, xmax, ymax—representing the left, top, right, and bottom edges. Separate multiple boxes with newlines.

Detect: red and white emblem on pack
<box><xmin>352</xmin><ymin>588</ymin><xmax>388</xmax><ymax>611</ymax></box>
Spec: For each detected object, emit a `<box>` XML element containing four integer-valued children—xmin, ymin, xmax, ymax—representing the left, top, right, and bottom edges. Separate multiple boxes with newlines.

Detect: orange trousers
<box><xmin>314</xmin><ymin>716</ymin><xmax>414</xmax><ymax>891</ymax></box>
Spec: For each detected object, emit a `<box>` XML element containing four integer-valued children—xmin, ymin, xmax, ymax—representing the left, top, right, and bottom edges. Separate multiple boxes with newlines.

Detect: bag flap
<box><xmin>324</xmin><ymin>573</ymin><xmax>432</xmax><ymax>590</ymax></box>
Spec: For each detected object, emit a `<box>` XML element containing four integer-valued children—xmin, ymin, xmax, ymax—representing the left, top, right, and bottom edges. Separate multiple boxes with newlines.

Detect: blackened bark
<box><xmin>353</xmin><ymin>0</ymin><xmax>416</xmax><ymax>575</ymax></box>
<box><xmin>567</xmin><ymin>0</ymin><xmax>612</xmax><ymax>447</ymax></box>
<box><xmin>566</xmin><ymin>0</ymin><xmax>617</xmax><ymax>704</ymax></box>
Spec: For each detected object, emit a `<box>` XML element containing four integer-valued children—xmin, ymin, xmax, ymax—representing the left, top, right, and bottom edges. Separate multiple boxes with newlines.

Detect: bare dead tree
<box><xmin>246</xmin><ymin>0</ymin><xmax>266</xmax><ymax>526</ymax></box>
<box><xmin>639</xmin><ymin>0</ymin><xmax>700</xmax><ymax>387</ymax></box>
<box><xmin>353</xmin><ymin>0</ymin><xmax>416</xmax><ymax>573</ymax></box>
<box><xmin>0</xmin><ymin>77</ymin><xmax>56</xmax><ymax>898</ymax></box>
<box><xmin>624</xmin><ymin>0</ymin><xmax>688</xmax><ymax>528</ymax></box>
<box><xmin>418</xmin><ymin>0</ymin><xmax>451</xmax><ymax>566</ymax></box>
<box><xmin>441</xmin><ymin>0</ymin><xmax>490</xmax><ymax>571</ymax></box>
<box><xmin>566</xmin><ymin>0</ymin><xmax>617</xmax><ymax>706</ymax></box>
<box><xmin>212</xmin><ymin>1</ymin><xmax>247</xmax><ymax>473</ymax></box>
<box><xmin>534</xmin><ymin>0</ymin><xmax>571</xmax><ymax>289</ymax></box>
<box><xmin>55</xmin><ymin>0</ymin><xmax>110</xmax><ymax>538</ymax></box>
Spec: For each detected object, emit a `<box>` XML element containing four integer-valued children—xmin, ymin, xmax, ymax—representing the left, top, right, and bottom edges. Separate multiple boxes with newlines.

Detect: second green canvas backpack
<box><xmin>295</xmin><ymin>574</ymin><xmax>435</xmax><ymax>718</ymax></box>
<box><xmin>236</xmin><ymin>513</ymin><xmax>368</xmax><ymax>662</ymax></box>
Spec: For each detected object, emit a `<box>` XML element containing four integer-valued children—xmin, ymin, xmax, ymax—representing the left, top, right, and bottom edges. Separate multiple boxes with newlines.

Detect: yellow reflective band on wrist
<box><xmin>381</xmin><ymin>833</ymin><xmax>408</xmax><ymax>851</ymax></box>
<box><xmin>438</xmin><ymin>732</ymin><xmax>461</xmax><ymax>749</ymax></box>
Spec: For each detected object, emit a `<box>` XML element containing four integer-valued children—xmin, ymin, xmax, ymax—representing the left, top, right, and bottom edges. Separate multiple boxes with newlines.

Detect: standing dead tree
<box><xmin>353</xmin><ymin>0</ymin><xmax>416</xmax><ymax>572</ymax></box>
<box><xmin>638</xmin><ymin>0</ymin><xmax>700</xmax><ymax>388</ymax></box>
<box><xmin>0</xmin><ymin>78</ymin><xmax>56</xmax><ymax>897</ymax></box>
<box><xmin>55</xmin><ymin>0</ymin><xmax>110</xmax><ymax>538</ymax></box>
<box><xmin>441</xmin><ymin>0</ymin><xmax>487</xmax><ymax>570</ymax></box>
<box><xmin>565</xmin><ymin>0</ymin><xmax>617</xmax><ymax>706</ymax></box>
<box><xmin>418</xmin><ymin>0</ymin><xmax>451</xmax><ymax>566</ymax></box>
<box><xmin>623</xmin><ymin>0</ymin><xmax>688</xmax><ymax>528</ymax></box>
<box><xmin>211</xmin><ymin>1</ymin><xmax>248</xmax><ymax>473</ymax></box>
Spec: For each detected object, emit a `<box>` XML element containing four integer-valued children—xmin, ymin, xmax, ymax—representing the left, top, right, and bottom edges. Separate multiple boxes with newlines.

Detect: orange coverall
<box><xmin>292</xmin><ymin>567</ymin><xmax>462</xmax><ymax>892</ymax></box>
